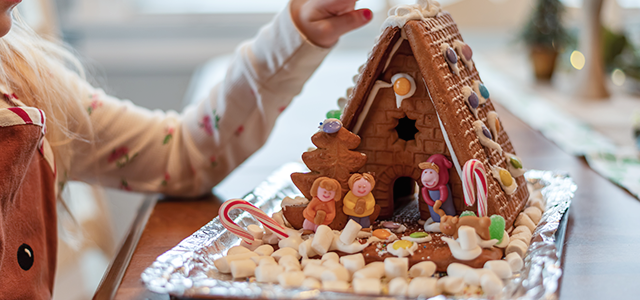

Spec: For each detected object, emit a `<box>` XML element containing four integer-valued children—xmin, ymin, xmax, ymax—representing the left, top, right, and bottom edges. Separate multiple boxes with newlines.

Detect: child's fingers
<box><xmin>322</xmin><ymin>8</ymin><xmax>373</xmax><ymax>38</ymax></box>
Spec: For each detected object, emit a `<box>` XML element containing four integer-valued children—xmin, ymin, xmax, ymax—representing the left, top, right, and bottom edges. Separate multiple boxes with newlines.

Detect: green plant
<box><xmin>519</xmin><ymin>0</ymin><xmax>571</xmax><ymax>51</ymax></box>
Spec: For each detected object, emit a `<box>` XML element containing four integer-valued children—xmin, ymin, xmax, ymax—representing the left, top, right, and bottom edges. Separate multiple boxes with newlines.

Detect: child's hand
<box><xmin>291</xmin><ymin>0</ymin><xmax>373</xmax><ymax>48</ymax></box>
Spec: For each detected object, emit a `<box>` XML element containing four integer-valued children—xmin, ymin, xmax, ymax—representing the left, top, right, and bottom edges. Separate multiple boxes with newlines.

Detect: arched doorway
<box><xmin>393</xmin><ymin>176</ymin><xmax>418</xmax><ymax>211</ymax></box>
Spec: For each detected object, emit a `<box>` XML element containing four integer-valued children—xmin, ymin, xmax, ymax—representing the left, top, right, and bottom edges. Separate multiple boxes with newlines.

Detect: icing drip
<box><xmin>381</xmin><ymin>1</ymin><xmax>442</xmax><ymax>29</ymax></box>
<box><xmin>391</xmin><ymin>73</ymin><xmax>417</xmax><ymax>108</ymax></box>
<box><xmin>353</xmin><ymin>80</ymin><xmax>393</xmax><ymax>135</ymax></box>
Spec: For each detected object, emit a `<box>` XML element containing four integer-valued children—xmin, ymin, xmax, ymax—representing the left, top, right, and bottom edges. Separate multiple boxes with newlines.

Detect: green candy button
<box><xmin>410</xmin><ymin>232</ymin><xmax>429</xmax><ymax>238</ymax></box>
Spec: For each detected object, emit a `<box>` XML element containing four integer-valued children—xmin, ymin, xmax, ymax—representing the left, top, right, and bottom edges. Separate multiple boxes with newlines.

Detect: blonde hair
<box><xmin>310</xmin><ymin>177</ymin><xmax>342</xmax><ymax>200</ymax></box>
<box><xmin>348</xmin><ymin>173</ymin><xmax>375</xmax><ymax>190</ymax></box>
<box><xmin>1</xmin><ymin>12</ymin><xmax>93</xmax><ymax>174</ymax></box>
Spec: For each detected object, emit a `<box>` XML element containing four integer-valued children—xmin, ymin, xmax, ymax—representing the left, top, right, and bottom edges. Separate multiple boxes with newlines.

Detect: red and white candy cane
<box><xmin>462</xmin><ymin>159</ymin><xmax>489</xmax><ymax>217</ymax></box>
<box><xmin>219</xmin><ymin>199</ymin><xmax>289</xmax><ymax>245</ymax></box>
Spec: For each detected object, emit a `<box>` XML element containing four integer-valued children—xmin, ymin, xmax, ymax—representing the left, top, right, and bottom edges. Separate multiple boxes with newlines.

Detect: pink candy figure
<box><xmin>419</xmin><ymin>154</ymin><xmax>455</xmax><ymax>223</ymax></box>
<box><xmin>302</xmin><ymin>177</ymin><xmax>341</xmax><ymax>232</ymax></box>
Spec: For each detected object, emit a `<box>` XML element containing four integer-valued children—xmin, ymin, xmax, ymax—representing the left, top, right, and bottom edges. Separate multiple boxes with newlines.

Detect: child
<box><xmin>302</xmin><ymin>176</ymin><xmax>342</xmax><ymax>232</ymax></box>
<box><xmin>0</xmin><ymin>0</ymin><xmax>372</xmax><ymax>298</ymax></box>
<box><xmin>343</xmin><ymin>173</ymin><xmax>376</xmax><ymax>230</ymax></box>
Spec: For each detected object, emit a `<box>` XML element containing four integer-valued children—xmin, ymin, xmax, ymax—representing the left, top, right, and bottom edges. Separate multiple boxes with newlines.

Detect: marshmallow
<box><xmin>301</xmin><ymin>258</ymin><xmax>322</xmax><ymax>268</ymax></box>
<box><xmin>447</xmin><ymin>263</ymin><xmax>472</xmax><ymax>278</ymax></box>
<box><xmin>272</xmin><ymin>211</ymin><xmax>287</xmax><ymax>227</ymax></box>
<box><xmin>228</xmin><ymin>246</ymin><xmax>252</xmax><ymax>256</ymax></box>
<box><xmin>484</xmin><ymin>260</ymin><xmax>513</xmax><ymax>279</ymax></box>
<box><xmin>279</xmin><ymin>228</ymin><xmax>304</xmax><ymax>250</ymax></box>
<box><xmin>253</xmin><ymin>244</ymin><xmax>274</xmax><ymax>257</ymax></box>
<box><xmin>385</xmin><ymin>257</ymin><xmax>409</xmax><ymax>279</ymax></box>
<box><xmin>278</xmin><ymin>271</ymin><xmax>305</xmax><ymax>288</ymax></box>
<box><xmin>340</xmin><ymin>253</ymin><xmax>365</xmax><ymax>276</ymax></box>
<box><xmin>515</xmin><ymin>213</ymin><xmax>536</xmax><ymax>233</ymax></box>
<box><xmin>528</xmin><ymin>197</ymin><xmax>545</xmax><ymax>212</ymax></box>
<box><xmin>340</xmin><ymin>219</ymin><xmax>363</xmax><ymax>245</ymax></box>
<box><xmin>251</xmin><ymin>256</ymin><xmax>276</xmax><ymax>266</ymax></box>
<box><xmin>524</xmin><ymin>207</ymin><xmax>543</xmax><ymax>224</ymax></box>
<box><xmin>321</xmin><ymin>264</ymin><xmax>350</xmax><ymax>282</ymax></box>
<box><xmin>321</xmin><ymin>252</ymin><xmax>340</xmax><ymax>263</ymax></box>
<box><xmin>388</xmin><ymin>277</ymin><xmax>409</xmax><ymax>296</ymax></box>
<box><xmin>512</xmin><ymin>225</ymin><xmax>532</xmax><ymax>237</ymax></box>
<box><xmin>271</xmin><ymin>247</ymin><xmax>301</xmax><ymax>261</ymax></box>
<box><xmin>506</xmin><ymin>239</ymin><xmax>528</xmax><ymax>258</ymax></box>
<box><xmin>303</xmin><ymin>263</ymin><xmax>328</xmax><ymax>280</ymax></box>
<box><xmin>283</xmin><ymin>263</ymin><xmax>302</xmax><ymax>272</ymax></box>
<box><xmin>322</xmin><ymin>280</ymin><xmax>349</xmax><ymax>292</ymax></box>
<box><xmin>230</xmin><ymin>259</ymin><xmax>256</xmax><ymax>279</ymax></box>
<box><xmin>494</xmin><ymin>231</ymin><xmax>510</xmax><ymax>248</ymax></box>
<box><xmin>240</xmin><ymin>239</ymin><xmax>263</xmax><ymax>251</ymax></box>
<box><xmin>214</xmin><ymin>252</ymin><xmax>258</xmax><ymax>273</ymax></box>
<box><xmin>298</xmin><ymin>239</ymin><xmax>318</xmax><ymax>260</ymax></box>
<box><xmin>279</xmin><ymin>255</ymin><xmax>300</xmax><ymax>267</ymax></box>
<box><xmin>437</xmin><ymin>276</ymin><xmax>465</xmax><ymax>294</ymax></box>
<box><xmin>255</xmin><ymin>264</ymin><xmax>283</xmax><ymax>283</ymax></box>
<box><xmin>481</xmin><ymin>271</ymin><xmax>504</xmax><ymax>297</ymax></box>
<box><xmin>409</xmin><ymin>261</ymin><xmax>437</xmax><ymax>278</ymax></box>
<box><xmin>302</xmin><ymin>277</ymin><xmax>321</xmax><ymax>289</ymax></box>
<box><xmin>311</xmin><ymin>225</ymin><xmax>334</xmax><ymax>255</ymax></box>
<box><xmin>247</xmin><ymin>224</ymin><xmax>264</xmax><ymax>240</ymax></box>
<box><xmin>262</xmin><ymin>233</ymin><xmax>280</xmax><ymax>245</ymax></box>
<box><xmin>506</xmin><ymin>252</ymin><xmax>524</xmax><ymax>272</ymax></box>
<box><xmin>353</xmin><ymin>278</ymin><xmax>381</xmax><ymax>295</ymax></box>
<box><xmin>353</xmin><ymin>262</ymin><xmax>385</xmax><ymax>279</ymax></box>
<box><xmin>510</xmin><ymin>232</ymin><xmax>531</xmax><ymax>246</ymax></box>
<box><xmin>407</xmin><ymin>277</ymin><xmax>440</xmax><ymax>298</ymax></box>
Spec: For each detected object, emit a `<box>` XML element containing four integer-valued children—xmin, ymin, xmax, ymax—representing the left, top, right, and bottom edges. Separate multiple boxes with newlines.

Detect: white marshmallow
<box><xmin>353</xmin><ymin>262</ymin><xmax>385</xmax><ymax>279</ymax></box>
<box><xmin>279</xmin><ymin>255</ymin><xmax>300</xmax><ymax>267</ymax></box>
<box><xmin>271</xmin><ymin>247</ymin><xmax>301</xmax><ymax>261</ymax></box>
<box><xmin>214</xmin><ymin>252</ymin><xmax>258</xmax><ymax>273</ymax></box>
<box><xmin>302</xmin><ymin>277</ymin><xmax>321</xmax><ymax>289</ymax></box>
<box><xmin>278</xmin><ymin>271</ymin><xmax>305</xmax><ymax>287</ymax></box>
<box><xmin>481</xmin><ymin>271</ymin><xmax>504</xmax><ymax>297</ymax></box>
<box><xmin>230</xmin><ymin>259</ymin><xmax>256</xmax><ymax>279</ymax></box>
<box><xmin>340</xmin><ymin>219</ymin><xmax>362</xmax><ymax>245</ymax></box>
<box><xmin>240</xmin><ymin>239</ymin><xmax>263</xmax><ymax>251</ymax></box>
<box><xmin>303</xmin><ymin>263</ymin><xmax>328</xmax><ymax>280</ymax></box>
<box><xmin>510</xmin><ymin>232</ymin><xmax>531</xmax><ymax>246</ymax></box>
<box><xmin>484</xmin><ymin>260</ymin><xmax>513</xmax><ymax>279</ymax></box>
<box><xmin>322</xmin><ymin>280</ymin><xmax>349</xmax><ymax>292</ymax></box>
<box><xmin>255</xmin><ymin>264</ymin><xmax>283</xmax><ymax>283</ymax></box>
<box><xmin>301</xmin><ymin>258</ymin><xmax>322</xmax><ymax>268</ymax></box>
<box><xmin>407</xmin><ymin>277</ymin><xmax>440</xmax><ymax>298</ymax></box>
<box><xmin>463</xmin><ymin>269</ymin><xmax>489</xmax><ymax>286</ymax></box>
<box><xmin>437</xmin><ymin>276</ymin><xmax>465</xmax><ymax>294</ymax></box>
<box><xmin>247</xmin><ymin>224</ymin><xmax>264</xmax><ymax>240</ymax></box>
<box><xmin>512</xmin><ymin>225</ymin><xmax>532</xmax><ymax>236</ymax></box>
<box><xmin>447</xmin><ymin>263</ymin><xmax>472</xmax><ymax>278</ymax></box>
<box><xmin>272</xmin><ymin>211</ymin><xmax>286</xmax><ymax>227</ymax></box>
<box><xmin>506</xmin><ymin>252</ymin><xmax>524</xmax><ymax>272</ymax></box>
<box><xmin>515</xmin><ymin>213</ymin><xmax>537</xmax><ymax>233</ymax></box>
<box><xmin>528</xmin><ymin>197</ymin><xmax>545</xmax><ymax>212</ymax></box>
<box><xmin>251</xmin><ymin>256</ymin><xmax>276</xmax><ymax>266</ymax></box>
<box><xmin>227</xmin><ymin>246</ymin><xmax>252</xmax><ymax>256</ymax></box>
<box><xmin>388</xmin><ymin>277</ymin><xmax>409</xmax><ymax>296</ymax></box>
<box><xmin>321</xmin><ymin>252</ymin><xmax>340</xmax><ymax>263</ymax></box>
<box><xmin>353</xmin><ymin>278</ymin><xmax>381</xmax><ymax>295</ymax></box>
<box><xmin>253</xmin><ymin>244</ymin><xmax>274</xmax><ymax>256</ymax></box>
<box><xmin>409</xmin><ymin>261</ymin><xmax>437</xmax><ymax>278</ymax></box>
<box><xmin>524</xmin><ymin>207</ymin><xmax>543</xmax><ymax>224</ymax></box>
<box><xmin>494</xmin><ymin>231</ymin><xmax>510</xmax><ymax>248</ymax></box>
<box><xmin>385</xmin><ymin>257</ymin><xmax>409</xmax><ymax>279</ymax></box>
<box><xmin>321</xmin><ymin>265</ymin><xmax>350</xmax><ymax>282</ymax></box>
<box><xmin>279</xmin><ymin>228</ymin><xmax>304</xmax><ymax>250</ymax></box>
<box><xmin>298</xmin><ymin>239</ymin><xmax>317</xmax><ymax>260</ymax></box>
<box><xmin>283</xmin><ymin>263</ymin><xmax>302</xmax><ymax>272</ymax></box>
<box><xmin>340</xmin><ymin>253</ymin><xmax>365</xmax><ymax>276</ymax></box>
<box><xmin>506</xmin><ymin>239</ymin><xmax>528</xmax><ymax>258</ymax></box>
<box><xmin>262</xmin><ymin>234</ymin><xmax>280</xmax><ymax>245</ymax></box>
<box><xmin>311</xmin><ymin>225</ymin><xmax>334</xmax><ymax>255</ymax></box>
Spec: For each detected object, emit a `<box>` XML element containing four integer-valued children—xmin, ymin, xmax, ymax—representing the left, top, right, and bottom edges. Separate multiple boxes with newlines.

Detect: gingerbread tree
<box><xmin>291</xmin><ymin>122</ymin><xmax>368</xmax><ymax>229</ymax></box>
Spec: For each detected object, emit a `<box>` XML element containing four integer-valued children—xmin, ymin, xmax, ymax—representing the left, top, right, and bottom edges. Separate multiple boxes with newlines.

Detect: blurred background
<box><xmin>17</xmin><ymin>0</ymin><xmax>640</xmax><ymax>299</ymax></box>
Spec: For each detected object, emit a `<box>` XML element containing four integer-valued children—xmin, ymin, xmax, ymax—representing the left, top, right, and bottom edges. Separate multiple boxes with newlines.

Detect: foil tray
<box><xmin>141</xmin><ymin>163</ymin><xmax>575</xmax><ymax>299</ymax></box>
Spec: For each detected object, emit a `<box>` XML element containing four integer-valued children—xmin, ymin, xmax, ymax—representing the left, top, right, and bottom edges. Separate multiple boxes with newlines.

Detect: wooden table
<box><xmin>94</xmin><ymin>103</ymin><xmax>640</xmax><ymax>299</ymax></box>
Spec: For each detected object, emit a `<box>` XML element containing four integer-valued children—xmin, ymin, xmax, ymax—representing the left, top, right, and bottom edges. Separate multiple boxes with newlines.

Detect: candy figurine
<box><xmin>343</xmin><ymin>173</ymin><xmax>376</xmax><ymax>231</ymax></box>
<box><xmin>419</xmin><ymin>154</ymin><xmax>455</xmax><ymax>223</ymax></box>
<box><xmin>302</xmin><ymin>177</ymin><xmax>341</xmax><ymax>233</ymax></box>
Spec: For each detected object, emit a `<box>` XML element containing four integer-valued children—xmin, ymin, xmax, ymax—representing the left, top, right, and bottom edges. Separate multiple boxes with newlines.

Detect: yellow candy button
<box><xmin>499</xmin><ymin>169</ymin><xmax>513</xmax><ymax>186</ymax></box>
<box><xmin>393</xmin><ymin>77</ymin><xmax>411</xmax><ymax>96</ymax></box>
<box><xmin>392</xmin><ymin>240</ymin><xmax>413</xmax><ymax>250</ymax></box>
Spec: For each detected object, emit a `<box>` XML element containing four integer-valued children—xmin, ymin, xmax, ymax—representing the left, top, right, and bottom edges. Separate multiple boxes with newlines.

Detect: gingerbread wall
<box><xmin>354</xmin><ymin>40</ymin><xmax>464</xmax><ymax>219</ymax></box>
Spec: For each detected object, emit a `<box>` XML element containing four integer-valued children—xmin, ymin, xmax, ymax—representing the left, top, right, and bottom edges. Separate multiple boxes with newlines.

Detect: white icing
<box><xmin>401</xmin><ymin>235</ymin><xmax>432</xmax><ymax>243</ymax></box>
<box><xmin>387</xmin><ymin>241</ymin><xmax>418</xmax><ymax>257</ymax></box>
<box><xmin>280</xmin><ymin>196</ymin><xmax>309</xmax><ymax>207</ymax></box>
<box><xmin>486</xmin><ymin>111</ymin><xmax>499</xmax><ymax>140</ymax></box>
<box><xmin>440</xmin><ymin>43</ymin><xmax>459</xmax><ymax>76</ymax></box>
<box><xmin>391</xmin><ymin>73</ymin><xmax>417</xmax><ymax>108</ymax></box>
<box><xmin>383</xmin><ymin>29</ymin><xmax>407</xmax><ymax>72</ymax></box>
<box><xmin>461</xmin><ymin>86</ymin><xmax>478</xmax><ymax>118</ymax></box>
<box><xmin>453</xmin><ymin>40</ymin><xmax>474</xmax><ymax>70</ymax></box>
<box><xmin>382</xmin><ymin>1</ymin><xmax>442</xmax><ymax>29</ymax></box>
<box><xmin>472</xmin><ymin>80</ymin><xmax>487</xmax><ymax>105</ymax></box>
<box><xmin>490</xmin><ymin>165</ymin><xmax>517</xmax><ymax>195</ymax></box>
<box><xmin>436</xmin><ymin>111</ymin><xmax>464</xmax><ymax>182</ymax></box>
<box><xmin>473</xmin><ymin>120</ymin><xmax>503</xmax><ymax>154</ymax></box>
<box><xmin>353</xmin><ymin>80</ymin><xmax>392</xmax><ymax>135</ymax></box>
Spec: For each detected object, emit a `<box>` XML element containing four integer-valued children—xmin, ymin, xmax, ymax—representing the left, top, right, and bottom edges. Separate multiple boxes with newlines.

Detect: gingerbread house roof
<box><xmin>340</xmin><ymin>4</ymin><xmax>529</xmax><ymax>228</ymax></box>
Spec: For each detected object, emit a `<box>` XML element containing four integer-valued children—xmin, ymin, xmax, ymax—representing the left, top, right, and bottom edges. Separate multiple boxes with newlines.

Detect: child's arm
<box><xmin>67</xmin><ymin>1</ymin><xmax>371</xmax><ymax>195</ymax></box>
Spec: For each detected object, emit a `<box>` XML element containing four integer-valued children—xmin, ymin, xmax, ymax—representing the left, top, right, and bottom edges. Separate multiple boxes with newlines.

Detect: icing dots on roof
<box><xmin>381</xmin><ymin>0</ymin><xmax>442</xmax><ymax>29</ymax></box>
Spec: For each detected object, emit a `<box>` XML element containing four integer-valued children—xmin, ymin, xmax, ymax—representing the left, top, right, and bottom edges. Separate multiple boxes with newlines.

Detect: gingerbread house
<box><xmin>336</xmin><ymin>3</ymin><xmax>529</xmax><ymax>229</ymax></box>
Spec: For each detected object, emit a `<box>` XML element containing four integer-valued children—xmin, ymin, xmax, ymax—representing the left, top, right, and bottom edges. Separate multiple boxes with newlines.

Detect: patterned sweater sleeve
<box><xmin>68</xmin><ymin>4</ymin><xmax>331</xmax><ymax>196</ymax></box>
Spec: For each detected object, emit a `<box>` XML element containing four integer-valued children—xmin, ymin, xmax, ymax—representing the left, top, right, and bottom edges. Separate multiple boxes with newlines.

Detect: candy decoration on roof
<box><xmin>320</xmin><ymin>118</ymin><xmax>343</xmax><ymax>134</ymax></box>
<box><xmin>441</xmin><ymin>43</ymin><xmax>459</xmax><ymax>75</ymax></box>
<box><xmin>473</xmin><ymin>80</ymin><xmax>490</xmax><ymax>105</ymax></box>
<box><xmin>462</xmin><ymin>159</ymin><xmax>488</xmax><ymax>217</ymax></box>
<box><xmin>473</xmin><ymin>120</ymin><xmax>503</xmax><ymax>154</ymax></box>
<box><xmin>490</xmin><ymin>165</ymin><xmax>517</xmax><ymax>195</ymax></box>
<box><xmin>505</xmin><ymin>152</ymin><xmax>526</xmax><ymax>177</ymax></box>
<box><xmin>391</xmin><ymin>73</ymin><xmax>417</xmax><ymax>108</ymax></box>
<box><xmin>453</xmin><ymin>40</ymin><xmax>474</xmax><ymax>70</ymax></box>
<box><xmin>486</xmin><ymin>111</ymin><xmax>501</xmax><ymax>141</ymax></box>
<box><xmin>219</xmin><ymin>199</ymin><xmax>289</xmax><ymax>246</ymax></box>
<box><xmin>462</xmin><ymin>86</ymin><xmax>479</xmax><ymax>118</ymax></box>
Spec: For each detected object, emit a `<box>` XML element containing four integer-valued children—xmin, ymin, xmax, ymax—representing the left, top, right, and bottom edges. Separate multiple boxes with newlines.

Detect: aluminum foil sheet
<box><xmin>141</xmin><ymin>163</ymin><xmax>575</xmax><ymax>299</ymax></box>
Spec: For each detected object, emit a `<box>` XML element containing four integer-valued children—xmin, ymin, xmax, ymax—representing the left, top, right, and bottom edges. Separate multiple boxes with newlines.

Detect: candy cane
<box><xmin>219</xmin><ymin>199</ymin><xmax>289</xmax><ymax>245</ymax></box>
<box><xmin>462</xmin><ymin>159</ymin><xmax>489</xmax><ymax>217</ymax></box>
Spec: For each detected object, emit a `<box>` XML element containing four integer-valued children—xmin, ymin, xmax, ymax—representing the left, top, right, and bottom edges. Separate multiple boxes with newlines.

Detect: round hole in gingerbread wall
<box><xmin>395</xmin><ymin>116</ymin><xmax>418</xmax><ymax>141</ymax></box>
